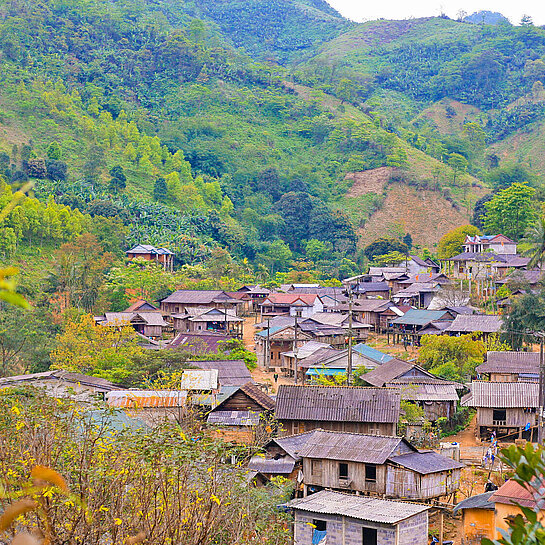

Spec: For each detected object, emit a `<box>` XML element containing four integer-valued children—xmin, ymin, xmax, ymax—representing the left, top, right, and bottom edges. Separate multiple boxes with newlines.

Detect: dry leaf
<box><xmin>30</xmin><ymin>466</ymin><xmax>68</xmax><ymax>492</ymax></box>
<box><xmin>11</xmin><ymin>532</ymin><xmax>40</xmax><ymax>545</ymax></box>
<box><xmin>126</xmin><ymin>531</ymin><xmax>146</xmax><ymax>544</ymax></box>
<box><xmin>0</xmin><ymin>499</ymin><xmax>38</xmax><ymax>532</ymax></box>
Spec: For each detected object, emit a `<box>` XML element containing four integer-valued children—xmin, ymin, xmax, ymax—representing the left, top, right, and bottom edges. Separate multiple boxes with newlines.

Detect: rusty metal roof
<box><xmin>461</xmin><ymin>381</ymin><xmax>539</xmax><ymax>408</ymax></box>
<box><xmin>489</xmin><ymin>479</ymin><xmax>537</xmax><ymax>508</ymax></box>
<box><xmin>477</xmin><ymin>351</ymin><xmax>540</xmax><ymax>375</ymax></box>
<box><xmin>287</xmin><ymin>490</ymin><xmax>429</xmax><ymax>524</ymax></box>
<box><xmin>297</xmin><ymin>430</ymin><xmax>414</xmax><ymax>464</ymax></box>
<box><xmin>275</xmin><ymin>385</ymin><xmax>400</xmax><ymax>423</ymax></box>
<box><xmin>106</xmin><ymin>390</ymin><xmax>187</xmax><ymax>408</ymax></box>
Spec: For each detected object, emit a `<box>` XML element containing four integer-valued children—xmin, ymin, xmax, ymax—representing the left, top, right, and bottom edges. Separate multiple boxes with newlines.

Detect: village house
<box><xmin>445</xmin><ymin>314</ymin><xmax>503</xmax><ymax>339</ymax></box>
<box><xmin>454</xmin><ymin>479</ymin><xmax>545</xmax><ymax>544</ymax></box>
<box><xmin>298</xmin><ymin>347</ymin><xmax>379</xmax><ymax>384</ymax></box>
<box><xmin>452</xmin><ymin>492</ymin><xmax>496</xmax><ymax>545</ymax></box>
<box><xmin>476</xmin><ymin>351</ymin><xmax>540</xmax><ymax>382</ymax></box>
<box><xmin>391</xmin><ymin>282</ymin><xmax>440</xmax><ymax>309</ymax></box>
<box><xmin>362</xmin><ymin>359</ymin><xmax>461</xmax><ymax>422</ymax></box>
<box><xmin>298</xmin><ymin>430</ymin><xmax>463</xmax><ymax>500</ymax></box>
<box><xmin>331</xmin><ymin>299</ymin><xmax>397</xmax><ymax>332</ymax></box>
<box><xmin>406</xmin><ymin>255</ymin><xmax>441</xmax><ymax>276</ymax></box>
<box><xmin>275</xmin><ymin>385</ymin><xmax>401</xmax><ymax>436</ymax></box>
<box><xmin>95</xmin><ymin>311</ymin><xmax>169</xmax><ymax>339</ymax></box>
<box><xmin>259</xmin><ymin>294</ymin><xmax>324</xmax><ymax>319</ymax></box>
<box><xmin>171</xmin><ymin>307</ymin><xmax>244</xmax><ymax>338</ymax></box>
<box><xmin>167</xmin><ymin>331</ymin><xmax>233</xmax><ymax>355</ymax></box>
<box><xmin>207</xmin><ymin>381</ymin><xmax>275</xmax><ymax>444</ymax></box>
<box><xmin>287</xmin><ymin>490</ymin><xmax>430</xmax><ymax>545</ymax></box>
<box><xmin>124</xmin><ymin>299</ymin><xmax>159</xmax><ymax>312</ymax></box>
<box><xmin>160</xmin><ymin>290</ymin><xmax>242</xmax><ymax>316</ymax></box>
<box><xmin>352</xmin><ymin>343</ymin><xmax>395</xmax><ymax>366</ymax></box>
<box><xmin>248</xmin><ymin>430</ymin><xmax>318</xmax><ymax>480</ymax></box>
<box><xmin>308</xmin><ymin>312</ymin><xmax>372</xmax><ymax>339</ymax></box>
<box><xmin>463</xmin><ymin>234</ymin><xmax>517</xmax><ymax>254</ymax></box>
<box><xmin>125</xmin><ymin>244</ymin><xmax>174</xmax><ymax>271</ymax></box>
<box><xmin>462</xmin><ymin>381</ymin><xmax>539</xmax><ymax>441</ymax></box>
<box><xmin>231</xmin><ymin>285</ymin><xmax>270</xmax><ymax>314</ymax></box>
<box><xmin>443</xmin><ymin>252</ymin><xmax>529</xmax><ymax>281</ymax></box>
<box><xmin>0</xmin><ymin>370</ymin><xmax>121</xmax><ymax>401</ymax></box>
<box><xmin>389</xmin><ymin>309</ymin><xmax>455</xmax><ymax>345</ymax></box>
<box><xmin>351</xmin><ymin>281</ymin><xmax>391</xmax><ymax>299</ymax></box>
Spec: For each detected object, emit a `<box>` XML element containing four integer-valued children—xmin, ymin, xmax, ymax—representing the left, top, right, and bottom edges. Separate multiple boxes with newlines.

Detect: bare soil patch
<box><xmin>345</xmin><ymin>167</ymin><xmax>393</xmax><ymax>197</ymax></box>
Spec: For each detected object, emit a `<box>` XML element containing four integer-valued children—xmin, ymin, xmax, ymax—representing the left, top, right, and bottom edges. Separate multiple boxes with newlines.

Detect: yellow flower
<box><xmin>114</xmin><ymin>518</ymin><xmax>122</xmax><ymax>526</ymax></box>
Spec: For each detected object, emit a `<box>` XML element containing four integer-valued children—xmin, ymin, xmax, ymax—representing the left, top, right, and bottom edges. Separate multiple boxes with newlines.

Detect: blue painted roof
<box><xmin>391</xmin><ymin>309</ymin><xmax>450</xmax><ymax>326</ymax></box>
<box><xmin>306</xmin><ymin>368</ymin><xmax>347</xmax><ymax>376</ymax></box>
<box><xmin>256</xmin><ymin>326</ymin><xmax>284</xmax><ymax>338</ymax></box>
<box><xmin>353</xmin><ymin>343</ymin><xmax>394</xmax><ymax>364</ymax></box>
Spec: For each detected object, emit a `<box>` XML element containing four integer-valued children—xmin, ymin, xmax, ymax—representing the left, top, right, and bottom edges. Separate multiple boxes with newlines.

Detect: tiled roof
<box><xmin>286</xmin><ymin>490</ymin><xmax>430</xmax><ymax>524</ymax></box>
<box><xmin>161</xmin><ymin>290</ymin><xmax>240</xmax><ymax>305</ymax></box>
<box><xmin>490</xmin><ymin>479</ymin><xmax>538</xmax><ymax>508</ymax></box>
<box><xmin>275</xmin><ymin>385</ymin><xmax>401</xmax><ymax>423</ymax></box>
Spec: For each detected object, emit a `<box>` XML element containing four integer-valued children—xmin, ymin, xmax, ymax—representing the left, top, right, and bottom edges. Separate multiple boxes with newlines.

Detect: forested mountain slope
<box><xmin>0</xmin><ymin>0</ymin><xmax>543</xmax><ymax>274</ymax></box>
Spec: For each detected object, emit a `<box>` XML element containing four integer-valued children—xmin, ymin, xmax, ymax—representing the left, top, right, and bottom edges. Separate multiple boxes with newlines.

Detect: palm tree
<box><xmin>523</xmin><ymin>216</ymin><xmax>545</xmax><ymax>269</ymax></box>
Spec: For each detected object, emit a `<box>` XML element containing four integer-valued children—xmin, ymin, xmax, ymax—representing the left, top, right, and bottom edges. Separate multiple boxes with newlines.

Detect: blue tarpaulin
<box><xmin>306</xmin><ymin>368</ymin><xmax>347</xmax><ymax>376</ymax></box>
<box><xmin>312</xmin><ymin>530</ymin><xmax>327</xmax><ymax>545</ymax></box>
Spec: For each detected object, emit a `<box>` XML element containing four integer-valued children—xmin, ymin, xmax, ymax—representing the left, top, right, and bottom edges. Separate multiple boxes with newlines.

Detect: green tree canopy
<box><xmin>437</xmin><ymin>224</ymin><xmax>479</xmax><ymax>258</ymax></box>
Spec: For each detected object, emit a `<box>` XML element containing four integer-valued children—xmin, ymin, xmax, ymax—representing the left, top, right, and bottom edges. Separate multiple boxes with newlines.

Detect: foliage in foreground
<box><xmin>483</xmin><ymin>443</ymin><xmax>545</xmax><ymax>545</ymax></box>
<box><xmin>0</xmin><ymin>389</ymin><xmax>293</xmax><ymax>545</ymax></box>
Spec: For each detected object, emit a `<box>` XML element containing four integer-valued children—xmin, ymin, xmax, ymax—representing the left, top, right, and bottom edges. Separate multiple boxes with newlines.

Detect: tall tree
<box><xmin>483</xmin><ymin>183</ymin><xmax>537</xmax><ymax>240</ymax></box>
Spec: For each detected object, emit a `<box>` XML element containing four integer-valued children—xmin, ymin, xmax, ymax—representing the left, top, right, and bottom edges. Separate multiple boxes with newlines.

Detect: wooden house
<box><xmin>352</xmin><ymin>343</ymin><xmax>395</xmax><ymax>367</ymax></box>
<box><xmin>260</xmin><ymin>294</ymin><xmax>324</xmax><ymax>319</ymax></box>
<box><xmin>160</xmin><ymin>290</ymin><xmax>242</xmax><ymax>316</ymax></box>
<box><xmin>230</xmin><ymin>285</ymin><xmax>270</xmax><ymax>314</ymax></box>
<box><xmin>167</xmin><ymin>332</ymin><xmax>233</xmax><ymax>355</ymax></box>
<box><xmin>391</xmin><ymin>282</ymin><xmax>440</xmax><ymax>309</ymax></box>
<box><xmin>362</xmin><ymin>359</ymin><xmax>461</xmax><ymax>422</ymax></box>
<box><xmin>331</xmin><ymin>300</ymin><xmax>395</xmax><ymax>332</ymax></box>
<box><xmin>476</xmin><ymin>351</ymin><xmax>539</xmax><ymax>382</ymax></box>
<box><xmin>453</xmin><ymin>492</ymin><xmax>496</xmax><ymax>545</ymax></box>
<box><xmin>275</xmin><ymin>385</ymin><xmax>401</xmax><ymax>436</ymax></box>
<box><xmin>126</xmin><ymin>244</ymin><xmax>174</xmax><ymax>270</ymax></box>
<box><xmin>298</xmin><ymin>430</ymin><xmax>463</xmax><ymax>500</ymax></box>
<box><xmin>171</xmin><ymin>307</ymin><xmax>244</xmax><ymax>338</ymax></box>
<box><xmin>95</xmin><ymin>311</ymin><xmax>168</xmax><ymax>339</ymax></box>
<box><xmin>461</xmin><ymin>381</ymin><xmax>539</xmax><ymax>441</ymax></box>
<box><xmin>352</xmin><ymin>282</ymin><xmax>391</xmax><ymax>299</ymax></box>
<box><xmin>390</xmin><ymin>309</ymin><xmax>455</xmax><ymax>345</ymax></box>
<box><xmin>248</xmin><ymin>430</ymin><xmax>318</xmax><ymax>480</ymax></box>
<box><xmin>445</xmin><ymin>314</ymin><xmax>503</xmax><ymax>340</ymax></box>
<box><xmin>287</xmin><ymin>490</ymin><xmax>430</xmax><ymax>545</ymax></box>
<box><xmin>207</xmin><ymin>382</ymin><xmax>275</xmax><ymax>444</ymax></box>
<box><xmin>443</xmin><ymin>251</ymin><xmax>529</xmax><ymax>281</ymax></box>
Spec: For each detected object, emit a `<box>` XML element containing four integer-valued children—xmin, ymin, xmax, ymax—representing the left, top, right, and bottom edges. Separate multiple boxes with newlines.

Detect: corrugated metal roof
<box><xmin>297</xmin><ymin>430</ymin><xmax>412</xmax><ymax>464</ymax></box>
<box><xmin>391</xmin><ymin>309</ymin><xmax>451</xmax><ymax>327</ymax></box>
<box><xmin>187</xmin><ymin>360</ymin><xmax>253</xmax><ymax>387</ymax></box>
<box><xmin>352</xmin><ymin>343</ymin><xmax>394</xmax><ymax>364</ymax></box>
<box><xmin>389</xmin><ymin>451</ymin><xmax>464</xmax><ymax>474</ymax></box>
<box><xmin>392</xmin><ymin>383</ymin><xmax>459</xmax><ymax>402</ymax></box>
<box><xmin>362</xmin><ymin>359</ymin><xmax>415</xmax><ymax>387</ymax></box>
<box><xmin>0</xmin><ymin>370</ymin><xmax>120</xmax><ymax>391</ymax></box>
<box><xmin>207</xmin><ymin>410</ymin><xmax>261</xmax><ymax>426</ymax></box>
<box><xmin>248</xmin><ymin>455</ymin><xmax>296</xmax><ymax>474</ymax></box>
<box><xmin>489</xmin><ymin>479</ymin><xmax>537</xmax><ymax>508</ymax></box>
<box><xmin>168</xmin><ymin>332</ymin><xmax>233</xmax><ymax>354</ymax></box>
<box><xmin>461</xmin><ymin>381</ymin><xmax>539</xmax><ymax>408</ymax></box>
<box><xmin>261</xmin><ymin>294</ymin><xmax>319</xmax><ymax>306</ymax></box>
<box><xmin>275</xmin><ymin>385</ymin><xmax>401</xmax><ymax>423</ymax></box>
<box><xmin>446</xmin><ymin>314</ymin><xmax>503</xmax><ymax>333</ymax></box>
<box><xmin>270</xmin><ymin>430</ymin><xmax>321</xmax><ymax>460</ymax></box>
<box><xmin>477</xmin><ymin>351</ymin><xmax>540</xmax><ymax>375</ymax></box>
<box><xmin>214</xmin><ymin>382</ymin><xmax>275</xmax><ymax>411</ymax></box>
<box><xmin>453</xmin><ymin>492</ymin><xmax>495</xmax><ymax>513</ymax></box>
<box><xmin>287</xmin><ymin>490</ymin><xmax>429</xmax><ymax>524</ymax></box>
<box><xmin>106</xmin><ymin>390</ymin><xmax>187</xmax><ymax>408</ymax></box>
<box><xmin>161</xmin><ymin>290</ymin><xmax>240</xmax><ymax>305</ymax></box>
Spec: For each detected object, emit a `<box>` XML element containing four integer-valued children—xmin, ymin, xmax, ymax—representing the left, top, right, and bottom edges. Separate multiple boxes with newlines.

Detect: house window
<box><xmin>365</xmin><ymin>464</ymin><xmax>377</xmax><ymax>482</ymax></box>
<box><xmin>339</xmin><ymin>462</ymin><xmax>348</xmax><ymax>479</ymax></box>
<box><xmin>313</xmin><ymin>520</ymin><xmax>327</xmax><ymax>532</ymax></box>
<box><xmin>311</xmin><ymin>459</ymin><xmax>322</xmax><ymax>476</ymax></box>
<box><xmin>493</xmin><ymin>409</ymin><xmax>507</xmax><ymax>424</ymax></box>
<box><xmin>362</xmin><ymin>527</ymin><xmax>377</xmax><ymax>545</ymax></box>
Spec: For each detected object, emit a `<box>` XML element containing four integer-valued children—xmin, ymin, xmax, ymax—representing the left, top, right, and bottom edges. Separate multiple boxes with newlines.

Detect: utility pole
<box><xmin>266</xmin><ymin>318</ymin><xmax>271</xmax><ymax>373</ymax></box>
<box><xmin>293</xmin><ymin>315</ymin><xmax>298</xmax><ymax>385</ymax></box>
<box><xmin>347</xmin><ymin>286</ymin><xmax>353</xmax><ymax>386</ymax></box>
<box><xmin>539</xmin><ymin>335</ymin><xmax>544</xmax><ymax>444</ymax></box>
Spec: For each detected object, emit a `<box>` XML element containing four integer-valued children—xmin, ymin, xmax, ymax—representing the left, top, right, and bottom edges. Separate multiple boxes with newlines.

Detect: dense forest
<box><xmin>1</xmin><ymin>0</ymin><xmax>545</xmax><ymax>290</ymax></box>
